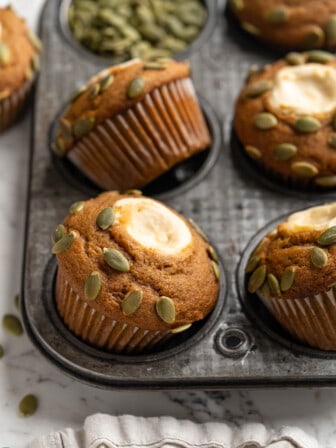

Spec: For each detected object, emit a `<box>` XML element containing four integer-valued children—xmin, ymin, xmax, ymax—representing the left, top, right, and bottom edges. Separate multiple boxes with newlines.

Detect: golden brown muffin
<box><xmin>52</xmin><ymin>58</ymin><xmax>211</xmax><ymax>191</ymax></box>
<box><xmin>228</xmin><ymin>0</ymin><xmax>336</xmax><ymax>50</ymax></box>
<box><xmin>246</xmin><ymin>203</ymin><xmax>336</xmax><ymax>350</ymax></box>
<box><xmin>52</xmin><ymin>191</ymin><xmax>220</xmax><ymax>353</ymax></box>
<box><xmin>234</xmin><ymin>51</ymin><xmax>336</xmax><ymax>188</ymax></box>
<box><xmin>0</xmin><ymin>6</ymin><xmax>42</xmax><ymax>131</ymax></box>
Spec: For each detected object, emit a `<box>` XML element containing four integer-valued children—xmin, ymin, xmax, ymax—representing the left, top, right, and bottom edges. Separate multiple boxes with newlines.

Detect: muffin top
<box><xmin>235</xmin><ymin>51</ymin><xmax>336</xmax><ymax>187</ymax></box>
<box><xmin>229</xmin><ymin>0</ymin><xmax>336</xmax><ymax>50</ymax></box>
<box><xmin>247</xmin><ymin>203</ymin><xmax>336</xmax><ymax>301</ymax></box>
<box><xmin>52</xmin><ymin>191</ymin><xmax>220</xmax><ymax>331</ymax></box>
<box><xmin>0</xmin><ymin>6</ymin><xmax>41</xmax><ymax>98</ymax></box>
<box><xmin>53</xmin><ymin>58</ymin><xmax>191</xmax><ymax>156</ymax></box>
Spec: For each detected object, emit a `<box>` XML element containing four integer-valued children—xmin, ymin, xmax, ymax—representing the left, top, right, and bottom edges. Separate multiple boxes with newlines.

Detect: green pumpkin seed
<box><xmin>103</xmin><ymin>248</ymin><xmax>130</xmax><ymax>272</ymax></box>
<box><xmin>144</xmin><ymin>61</ymin><xmax>167</xmax><ymax>70</ymax></box>
<box><xmin>156</xmin><ymin>296</ymin><xmax>176</xmax><ymax>324</ymax></box>
<box><xmin>305</xmin><ymin>27</ymin><xmax>325</xmax><ymax>48</ymax></box>
<box><xmin>19</xmin><ymin>394</ymin><xmax>38</xmax><ymax>417</ymax></box>
<box><xmin>171</xmin><ymin>324</ymin><xmax>192</xmax><ymax>334</ymax></box>
<box><xmin>318</xmin><ymin>226</ymin><xmax>336</xmax><ymax>246</ymax></box>
<box><xmin>125</xmin><ymin>189</ymin><xmax>142</xmax><ymax>195</ymax></box>
<box><xmin>265</xmin><ymin>7</ymin><xmax>288</xmax><ymax>24</ymax></box>
<box><xmin>69</xmin><ymin>86</ymin><xmax>86</xmax><ymax>103</ymax></box>
<box><xmin>69</xmin><ymin>201</ymin><xmax>84</xmax><ymax>214</ymax></box>
<box><xmin>273</xmin><ymin>143</ymin><xmax>297</xmax><ymax>161</ymax></box>
<box><xmin>280</xmin><ymin>267</ymin><xmax>296</xmax><ymax>292</ymax></box>
<box><xmin>122</xmin><ymin>290</ymin><xmax>143</xmax><ymax>315</ymax></box>
<box><xmin>326</xmin><ymin>16</ymin><xmax>336</xmax><ymax>44</ymax></box>
<box><xmin>0</xmin><ymin>42</ymin><xmax>10</xmax><ymax>65</ymax></box>
<box><xmin>51</xmin><ymin>137</ymin><xmax>66</xmax><ymax>156</ymax></box>
<box><xmin>328</xmin><ymin>134</ymin><xmax>336</xmax><ymax>148</ymax></box>
<box><xmin>260</xmin><ymin>281</ymin><xmax>270</xmax><ymax>297</ymax></box>
<box><xmin>285</xmin><ymin>52</ymin><xmax>306</xmax><ymax>66</ymax></box>
<box><xmin>229</xmin><ymin>0</ymin><xmax>244</xmax><ymax>11</ymax></box>
<box><xmin>14</xmin><ymin>293</ymin><xmax>20</xmax><ymax>310</ymax></box>
<box><xmin>253</xmin><ymin>113</ymin><xmax>278</xmax><ymax>130</ymax></box>
<box><xmin>294</xmin><ymin>116</ymin><xmax>321</xmax><ymax>133</ymax></box>
<box><xmin>291</xmin><ymin>161</ymin><xmax>318</xmax><ymax>178</ymax></box>
<box><xmin>315</xmin><ymin>176</ymin><xmax>336</xmax><ymax>187</ymax></box>
<box><xmin>0</xmin><ymin>343</ymin><xmax>3</xmax><ymax>358</ymax></box>
<box><xmin>59</xmin><ymin>118</ymin><xmax>73</xmax><ymax>142</ymax></box>
<box><xmin>52</xmin><ymin>233</ymin><xmax>75</xmax><ymax>254</ymax></box>
<box><xmin>96</xmin><ymin>207</ymin><xmax>115</xmax><ymax>230</ymax></box>
<box><xmin>84</xmin><ymin>271</ymin><xmax>101</xmax><ymax>301</ymax></box>
<box><xmin>245</xmin><ymin>255</ymin><xmax>261</xmax><ymax>273</ymax></box>
<box><xmin>211</xmin><ymin>261</ymin><xmax>220</xmax><ymax>281</ymax></box>
<box><xmin>2</xmin><ymin>314</ymin><xmax>23</xmax><ymax>336</ymax></box>
<box><xmin>27</xmin><ymin>30</ymin><xmax>42</xmax><ymax>52</ymax></box>
<box><xmin>88</xmin><ymin>82</ymin><xmax>100</xmax><ymax>99</ymax></box>
<box><xmin>100</xmin><ymin>74</ymin><xmax>114</xmax><ymax>92</ymax></box>
<box><xmin>189</xmin><ymin>219</ymin><xmax>209</xmax><ymax>242</ymax></box>
<box><xmin>127</xmin><ymin>77</ymin><xmax>146</xmax><ymax>99</ymax></box>
<box><xmin>73</xmin><ymin>117</ymin><xmax>95</xmax><ymax>139</ymax></box>
<box><xmin>245</xmin><ymin>80</ymin><xmax>273</xmax><ymax>98</ymax></box>
<box><xmin>311</xmin><ymin>246</ymin><xmax>328</xmax><ymax>268</ymax></box>
<box><xmin>51</xmin><ymin>224</ymin><xmax>66</xmax><ymax>244</ymax></box>
<box><xmin>241</xmin><ymin>22</ymin><xmax>260</xmax><ymax>36</ymax></box>
<box><xmin>207</xmin><ymin>245</ymin><xmax>218</xmax><ymax>263</ymax></box>
<box><xmin>267</xmin><ymin>273</ymin><xmax>281</xmax><ymax>296</ymax></box>
<box><xmin>245</xmin><ymin>145</ymin><xmax>262</xmax><ymax>159</ymax></box>
<box><xmin>306</xmin><ymin>50</ymin><xmax>335</xmax><ymax>63</ymax></box>
<box><xmin>31</xmin><ymin>54</ymin><xmax>40</xmax><ymax>72</ymax></box>
<box><xmin>248</xmin><ymin>265</ymin><xmax>267</xmax><ymax>293</ymax></box>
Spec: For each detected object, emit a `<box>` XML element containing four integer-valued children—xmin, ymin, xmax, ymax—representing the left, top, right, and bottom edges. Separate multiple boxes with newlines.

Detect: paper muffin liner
<box><xmin>55</xmin><ymin>269</ymin><xmax>172</xmax><ymax>354</ymax></box>
<box><xmin>0</xmin><ymin>79</ymin><xmax>33</xmax><ymax>132</ymax></box>
<box><xmin>67</xmin><ymin>77</ymin><xmax>211</xmax><ymax>191</ymax></box>
<box><xmin>258</xmin><ymin>287</ymin><xmax>336</xmax><ymax>350</ymax></box>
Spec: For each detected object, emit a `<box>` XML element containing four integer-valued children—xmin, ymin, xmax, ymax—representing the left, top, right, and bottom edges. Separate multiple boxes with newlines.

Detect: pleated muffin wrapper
<box><xmin>0</xmin><ymin>79</ymin><xmax>33</xmax><ymax>132</ymax></box>
<box><xmin>55</xmin><ymin>270</ymin><xmax>173</xmax><ymax>354</ymax></box>
<box><xmin>258</xmin><ymin>286</ymin><xmax>336</xmax><ymax>351</ymax></box>
<box><xmin>67</xmin><ymin>77</ymin><xmax>211</xmax><ymax>191</ymax></box>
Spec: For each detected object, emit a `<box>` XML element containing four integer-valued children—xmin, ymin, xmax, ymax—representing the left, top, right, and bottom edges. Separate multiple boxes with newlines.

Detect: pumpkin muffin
<box><xmin>0</xmin><ymin>6</ymin><xmax>42</xmax><ymax>132</ymax></box>
<box><xmin>51</xmin><ymin>190</ymin><xmax>220</xmax><ymax>353</ymax></box>
<box><xmin>246</xmin><ymin>203</ymin><xmax>336</xmax><ymax>351</ymax></box>
<box><xmin>234</xmin><ymin>51</ymin><xmax>336</xmax><ymax>189</ymax></box>
<box><xmin>52</xmin><ymin>58</ymin><xmax>211</xmax><ymax>191</ymax></box>
<box><xmin>228</xmin><ymin>0</ymin><xmax>336</xmax><ymax>50</ymax></box>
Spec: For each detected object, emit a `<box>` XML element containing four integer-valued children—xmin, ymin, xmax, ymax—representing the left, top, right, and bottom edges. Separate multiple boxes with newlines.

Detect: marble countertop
<box><xmin>1</xmin><ymin>1</ymin><xmax>336</xmax><ymax>447</ymax></box>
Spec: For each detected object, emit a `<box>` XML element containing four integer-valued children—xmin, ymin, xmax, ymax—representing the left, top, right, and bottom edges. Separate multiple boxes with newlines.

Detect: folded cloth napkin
<box><xmin>28</xmin><ymin>414</ymin><xmax>319</xmax><ymax>448</ymax></box>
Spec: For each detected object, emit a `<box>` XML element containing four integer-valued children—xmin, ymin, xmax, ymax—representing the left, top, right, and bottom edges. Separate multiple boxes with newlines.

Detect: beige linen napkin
<box><xmin>28</xmin><ymin>414</ymin><xmax>319</xmax><ymax>448</ymax></box>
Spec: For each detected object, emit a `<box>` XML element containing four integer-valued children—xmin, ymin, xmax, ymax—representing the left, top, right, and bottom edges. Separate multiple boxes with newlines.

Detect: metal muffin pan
<box><xmin>21</xmin><ymin>0</ymin><xmax>336</xmax><ymax>388</ymax></box>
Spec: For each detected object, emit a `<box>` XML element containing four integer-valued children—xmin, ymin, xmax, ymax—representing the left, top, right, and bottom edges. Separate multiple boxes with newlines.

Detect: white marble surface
<box><xmin>1</xmin><ymin>1</ymin><xmax>336</xmax><ymax>447</ymax></box>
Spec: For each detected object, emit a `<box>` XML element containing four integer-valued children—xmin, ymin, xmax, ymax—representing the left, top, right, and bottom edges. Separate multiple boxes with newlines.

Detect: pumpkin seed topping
<box><xmin>267</xmin><ymin>273</ymin><xmax>281</xmax><ymax>296</ymax></box>
<box><xmin>69</xmin><ymin>201</ymin><xmax>84</xmax><ymax>214</ymax></box>
<box><xmin>2</xmin><ymin>314</ymin><xmax>23</xmax><ymax>336</ymax></box>
<box><xmin>305</xmin><ymin>27</ymin><xmax>325</xmax><ymax>48</ymax></box>
<box><xmin>294</xmin><ymin>116</ymin><xmax>321</xmax><ymax>133</ymax></box>
<box><xmin>73</xmin><ymin>117</ymin><xmax>95</xmax><ymax>139</ymax></box>
<box><xmin>207</xmin><ymin>245</ymin><xmax>218</xmax><ymax>263</ymax></box>
<box><xmin>96</xmin><ymin>207</ymin><xmax>115</xmax><ymax>230</ymax></box>
<box><xmin>171</xmin><ymin>324</ymin><xmax>192</xmax><ymax>334</ymax></box>
<box><xmin>273</xmin><ymin>143</ymin><xmax>297</xmax><ymax>161</ymax></box>
<box><xmin>318</xmin><ymin>226</ymin><xmax>336</xmax><ymax>246</ymax></box>
<box><xmin>156</xmin><ymin>296</ymin><xmax>176</xmax><ymax>324</ymax></box>
<box><xmin>285</xmin><ymin>52</ymin><xmax>306</xmax><ymax>66</ymax></box>
<box><xmin>143</xmin><ymin>61</ymin><xmax>167</xmax><ymax>70</ymax></box>
<box><xmin>14</xmin><ymin>294</ymin><xmax>20</xmax><ymax>310</ymax></box>
<box><xmin>245</xmin><ymin>145</ymin><xmax>262</xmax><ymax>160</ymax></box>
<box><xmin>315</xmin><ymin>176</ymin><xmax>336</xmax><ymax>187</ymax></box>
<box><xmin>260</xmin><ymin>281</ymin><xmax>270</xmax><ymax>297</ymax></box>
<box><xmin>84</xmin><ymin>271</ymin><xmax>101</xmax><ymax>301</ymax></box>
<box><xmin>245</xmin><ymin>80</ymin><xmax>273</xmax><ymax>98</ymax></box>
<box><xmin>103</xmin><ymin>248</ymin><xmax>130</xmax><ymax>272</ymax></box>
<box><xmin>248</xmin><ymin>265</ymin><xmax>267</xmax><ymax>293</ymax></box>
<box><xmin>125</xmin><ymin>189</ymin><xmax>142</xmax><ymax>195</ymax></box>
<box><xmin>253</xmin><ymin>113</ymin><xmax>278</xmax><ymax>130</ymax></box>
<box><xmin>311</xmin><ymin>247</ymin><xmax>328</xmax><ymax>268</ymax></box>
<box><xmin>280</xmin><ymin>267</ymin><xmax>296</xmax><ymax>292</ymax></box>
<box><xmin>27</xmin><ymin>30</ymin><xmax>42</xmax><ymax>52</ymax></box>
<box><xmin>127</xmin><ymin>77</ymin><xmax>146</xmax><ymax>99</ymax></box>
<box><xmin>31</xmin><ymin>54</ymin><xmax>40</xmax><ymax>72</ymax></box>
<box><xmin>69</xmin><ymin>86</ymin><xmax>86</xmax><ymax>103</ymax></box>
<box><xmin>59</xmin><ymin>118</ymin><xmax>73</xmax><ymax>141</ymax></box>
<box><xmin>122</xmin><ymin>290</ymin><xmax>143</xmax><ymax>315</ymax></box>
<box><xmin>52</xmin><ymin>232</ymin><xmax>75</xmax><ymax>254</ymax></box>
<box><xmin>306</xmin><ymin>50</ymin><xmax>335</xmax><ymax>63</ymax></box>
<box><xmin>100</xmin><ymin>74</ymin><xmax>114</xmax><ymax>92</ymax></box>
<box><xmin>329</xmin><ymin>134</ymin><xmax>336</xmax><ymax>148</ymax></box>
<box><xmin>229</xmin><ymin>0</ymin><xmax>244</xmax><ymax>11</ymax></box>
<box><xmin>19</xmin><ymin>394</ymin><xmax>38</xmax><ymax>417</ymax></box>
<box><xmin>326</xmin><ymin>16</ymin><xmax>336</xmax><ymax>44</ymax></box>
<box><xmin>211</xmin><ymin>261</ymin><xmax>220</xmax><ymax>281</ymax></box>
<box><xmin>88</xmin><ymin>82</ymin><xmax>100</xmax><ymax>99</ymax></box>
<box><xmin>291</xmin><ymin>162</ymin><xmax>318</xmax><ymax>178</ymax></box>
<box><xmin>52</xmin><ymin>224</ymin><xmax>66</xmax><ymax>244</ymax></box>
<box><xmin>245</xmin><ymin>255</ymin><xmax>261</xmax><ymax>273</ymax></box>
<box><xmin>265</xmin><ymin>7</ymin><xmax>288</xmax><ymax>24</ymax></box>
<box><xmin>189</xmin><ymin>219</ymin><xmax>209</xmax><ymax>242</ymax></box>
<box><xmin>241</xmin><ymin>22</ymin><xmax>260</xmax><ymax>36</ymax></box>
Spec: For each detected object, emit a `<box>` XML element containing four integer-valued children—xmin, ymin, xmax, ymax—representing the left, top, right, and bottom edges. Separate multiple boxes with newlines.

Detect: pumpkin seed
<box><xmin>229</xmin><ymin>0</ymin><xmax>244</xmax><ymax>11</ymax></box>
<box><xmin>19</xmin><ymin>394</ymin><xmax>38</xmax><ymax>417</ymax></box>
<box><xmin>51</xmin><ymin>137</ymin><xmax>66</xmax><ymax>156</ymax></box>
<box><xmin>280</xmin><ymin>267</ymin><xmax>296</xmax><ymax>292</ymax></box>
<box><xmin>311</xmin><ymin>246</ymin><xmax>328</xmax><ymax>268</ymax></box>
<box><xmin>245</xmin><ymin>255</ymin><xmax>260</xmax><ymax>273</ymax></box>
<box><xmin>306</xmin><ymin>50</ymin><xmax>335</xmax><ymax>63</ymax></box>
<box><xmin>73</xmin><ymin>117</ymin><xmax>95</xmax><ymax>138</ymax></box>
<box><xmin>315</xmin><ymin>176</ymin><xmax>336</xmax><ymax>187</ymax></box>
<box><xmin>328</xmin><ymin>134</ymin><xmax>336</xmax><ymax>148</ymax></box>
<box><xmin>122</xmin><ymin>290</ymin><xmax>143</xmax><ymax>315</ymax></box>
<box><xmin>171</xmin><ymin>324</ymin><xmax>192</xmax><ymax>334</ymax></box>
<box><xmin>52</xmin><ymin>233</ymin><xmax>75</xmax><ymax>254</ymax></box>
<box><xmin>267</xmin><ymin>273</ymin><xmax>281</xmax><ymax>296</ymax></box>
<box><xmin>31</xmin><ymin>54</ymin><xmax>40</xmax><ymax>72</ymax></box>
<box><xmin>246</xmin><ymin>64</ymin><xmax>261</xmax><ymax>82</ymax></box>
<box><xmin>245</xmin><ymin>145</ymin><xmax>262</xmax><ymax>159</ymax></box>
<box><xmin>273</xmin><ymin>143</ymin><xmax>297</xmax><ymax>161</ymax></box>
<box><xmin>253</xmin><ymin>113</ymin><xmax>278</xmax><ymax>130</ymax></box>
<box><xmin>125</xmin><ymin>189</ymin><xmax>142</xmax><ymax>195</ymax></box>
<box><xmin>304</xmin><ymin>27</ymin><xmax>325</xmax><ymax>48</ymax></box>
<box><xmin>127</xmin><ymin>77</ymin><xmax>146</xmax><ymax>99</ymax></box>
<box><xmin>207</xmin><ymin>245</ymin><xmax>218</xmax><ymax>263</ymax></box>
<box><xmin>59</xmin><ymin>118</ymin><xmax>73</xmax><ymax>142</ymax></box>
<box><xmin>96</xmin><ymin>207</ymin><xmax>115</xmax><ymax>230</ymax></box>
<box><xmin>2</xmin><ymin>314</ymin><xmax>23</xmax><ymax>336</ymax></box>
<box><xmin>27</xmin><ymin>30</ymin><xmax>42</xmax><ymax>52</ymax></box>
<box><xmin>14</xmin><ymin>293</ymin><xmax>20</xmax><ymax>310</ymax></box>
<box><xmin>88</xmin><ymin>82</ymin><xmax>100</xmax><ymax>99</ymax></box>
<box><xmin>294</xmin><ymin>116</ymin><xmax>321</xmax><ymax>133</ymax></box>
<box><xmin>84</xmin><ymin>271</ymin><xmax>101</xmax><ymax>301</ymax></box>
<box><xmin>260</xmin><ymin>281</ymin><xmax>270</xmax><ymax>297</ymax></box>
<box><xmin>211</xmin><ymin>261</ymin><xmax>220</xmax><ymax>281</ymax></box>
<box><xmin>0</xmin><ymin>343</ymin><xmax>3</xmax><ymax>358</ymax></box>
<box><xmin>248</xmin><ymin>265</ymin><xmax>267</xmax><ymax>293</ymax></box>
<box><xmin>143</xmin><ymin>61</ymin><xmax>167</xmax><ymax>70</ymax></box>
<box><xmin>69</xmin><ymin>201</ymin><xmax>84</xmax><ymax>214</ymax></box>
<box><xmin>189</xmin><ymin>219</ymin><xmax>209</xmax><ymax>242</ymax></box>
<box><xmin>69</xmin><ymin>86</ymin><xmax>86</xmax><ymax>103</ymax></box>
<box><xmin>156</xmin><ymin>296</ymin><xmax>176</xmax><ymax>324</ymax></box>
<box><xmin>291</xmin><ymin>161</ymin><xmax>318</xmax><ymax>178</ymax></box>
<box><xmin>241</xmin><ymin>22</ymin><xmax>260</xmax><ymax>36</ymax></box>
<box><xmin>326</xmin><ymin>16</ymin><xmax>336</xmax><ymax>44</ymax></box>
<box><xmin>0</xmin><ymin>42</ymin><xmax>10</xmax><ymax>65</ymax></box>
<box><xmin>265</xmin><ymin>7</ymin><xmax>288</xmax><ymax>24</ymax></box>
<box><xmin>285</xmin><ymin>52</ymin><xmax>305</xmax><ymax>66</ymax></box>
<box><xmin>51</xmin><ymin>224</ymin><xmax>66</xmax><ymax>243</ymax></box>
<box><xmin>103</xmin><ymin>248</ymin><xmax>130</xmax><ymax>272</ymax></box>
<box><xmin>245</xmin><ymin>80</ymin><xmax>273</xmax><ymax>98</ymax></box>
<box><xmin>100</xmin><ymin>73</ymin><xmax>114</xmax><ymax>92</ymax></box>
<box><xmin>318</xmin><ymin>226</ymin><xmax>336</xmax><ymax>246</ymax></box>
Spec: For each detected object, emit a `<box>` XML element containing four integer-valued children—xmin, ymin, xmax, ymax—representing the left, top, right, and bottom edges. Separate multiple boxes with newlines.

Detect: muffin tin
<box><xmin>21</xmin><ymin>0</ymin><xmax>336</xmax><ymax>388</ymax></box>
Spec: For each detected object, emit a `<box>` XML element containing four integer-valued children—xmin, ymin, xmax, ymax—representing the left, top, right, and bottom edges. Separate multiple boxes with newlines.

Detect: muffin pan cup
<box><xmin>21</xmin><ymin>0</ymin><xmax>336</xmax><ymax>388</ymax></box>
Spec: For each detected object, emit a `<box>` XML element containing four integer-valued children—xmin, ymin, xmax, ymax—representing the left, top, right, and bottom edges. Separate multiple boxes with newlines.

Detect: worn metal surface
<box><xmin>22</xmin><ymin>0</ymin><xmax>336</xmax><ymax>389</ymax></box>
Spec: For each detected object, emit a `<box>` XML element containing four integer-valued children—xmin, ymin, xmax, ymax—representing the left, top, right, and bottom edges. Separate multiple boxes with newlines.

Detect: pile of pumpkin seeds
<box><xmin>68</xmin><ymin>0</ymin><xmax>207</xmax><ymax>61</ymax></box>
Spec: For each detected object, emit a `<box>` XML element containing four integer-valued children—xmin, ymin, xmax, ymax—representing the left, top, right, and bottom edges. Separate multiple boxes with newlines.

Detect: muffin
<box><xmin>51</xmin><ymin>190</ymin><xmax>220</xmax><ymax>353</ymax></box>
<box><xmin>246</xmin><ymin>203</ymin><xmax>336</xmax><ymax>351</ymax></box>
<box><xmin>52</xmin><ymin>59</ymin><xmax>211</xmax><ymax>191</ymax></box>
<box><xmin>228</xmin><ymin>0</ymin><xmax>336</xmax><ymax>50</ymax></box>
<box><xmin>0</xmin><ymin>6</ymin><xmax>42</xmax><ymax>132</ymax></box>
<box><xmin>234</xmin><ymin>51</ymin><xmax>336</xmax><ymax>189</ymax></box>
